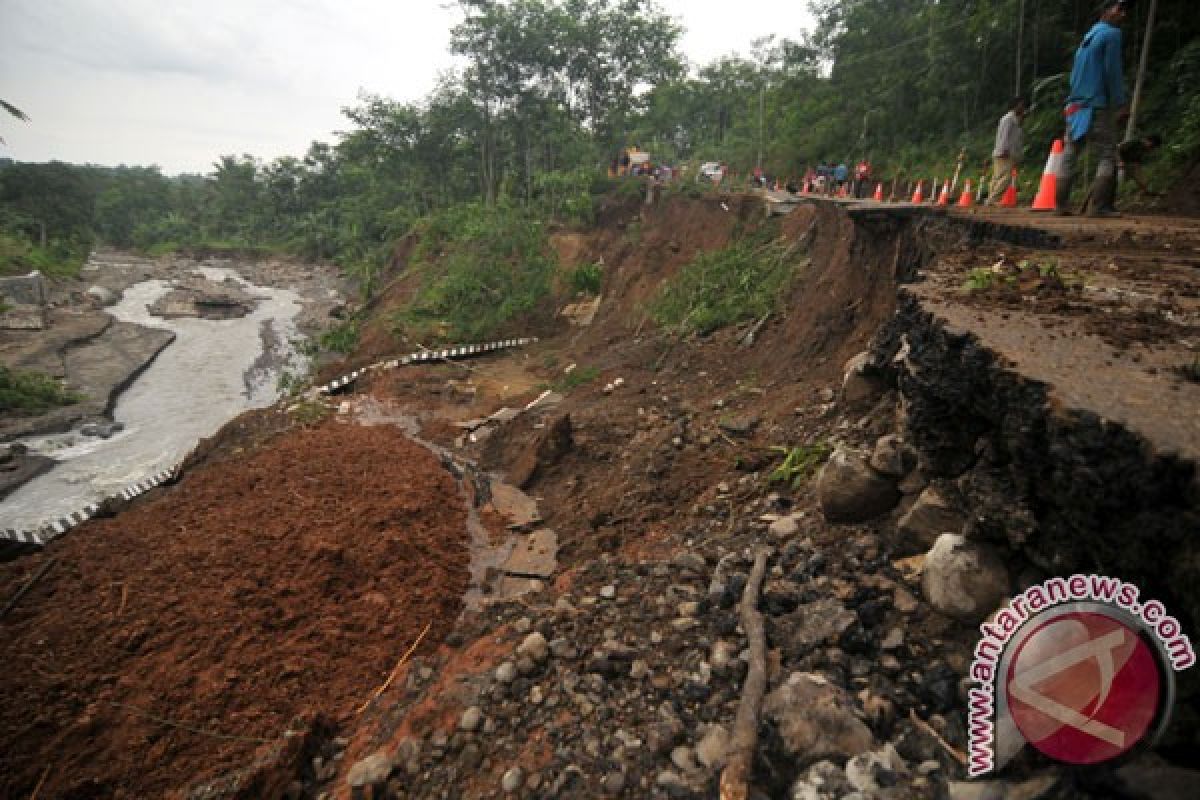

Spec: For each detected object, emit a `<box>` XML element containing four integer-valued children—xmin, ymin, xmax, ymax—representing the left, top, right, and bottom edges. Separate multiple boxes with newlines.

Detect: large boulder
<box><xmin>841</xmin><ymin>351</ymin><xmax>887</xmax><ymax>408</ymax></box>
<box><xmin>763</xmin><ymin>672</ymin><xmax>875</xmax><ymax>766</ymax></box>
<box><xmin>922</xmin><ymin>533</ymin><xmax>1010</xmax><ymax>622</ymax></box>
<box><xmin>817</xmin><ymin>447</ymin><xmax>901</xmax><ymax>524</ymax></box>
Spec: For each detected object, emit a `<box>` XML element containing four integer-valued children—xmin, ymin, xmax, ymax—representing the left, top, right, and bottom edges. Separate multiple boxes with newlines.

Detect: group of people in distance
<box><xmin>990</xmin><ymin>0</ymin><xmax>1160</xmax><ymax>216</ymax></box>
<box><xmin>794</xmin><ymin>160</ymin><xmax>874</xmax><ymax>198</ymax></box>
<box><xmin>610</xmin><ymin>2</ymin><xmax>1156</xmax><ymax>215</ymax></box>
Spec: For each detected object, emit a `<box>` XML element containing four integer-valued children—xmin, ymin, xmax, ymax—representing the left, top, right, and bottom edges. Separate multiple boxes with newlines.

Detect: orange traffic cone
<box><xmin>1031</xmin><ymin>139</ymin><xmax>1064</xmax><ymax>211</ymax></box>
<box><xmin>911</xmin><ymin>181</ymin><xmax>924</xmax><ymax>204</ymax></box>
<box><xmin>1000</xmin><ymin>169</ymin><xmax>1019</xmax><ymax>207</ymax></box>
<box><xmin>873</xmin><ymin>183</ymin><xmax>884</xmax><ymax>202</ymax></box>
<box><xmin>957</xmin><ymin>180</ymin><xmax>974</xmax><ymax>207</ymax></box>
<box><xmin>936</xmin><ymin>179</ymin><xmax>952</xmax><ymax>206</ymax></box>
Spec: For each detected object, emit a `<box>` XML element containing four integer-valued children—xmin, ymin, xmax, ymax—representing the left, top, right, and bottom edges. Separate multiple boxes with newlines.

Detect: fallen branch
<box><xmin>356</xmin><ymin>621</ymin><xmax>432</xmax><ymax>714</ymax></box>
<box><xmin>909</xmin><ymin>708</ymin><xmax>968</xmax><ymax>766</ymax></box>
<box><xmin>28</xmin><ymin>765</ymin><xmax>50</xmax><ymax>800</ymax></box>
<box><xmin>2</xmin><ymin>558</ymin><xmax>57</xmax><ymax>620</ymax></box>
<box><xmin>720</xmin><ymin>547</ymin><xmax>772</xmax><ymax>800</ymax></box>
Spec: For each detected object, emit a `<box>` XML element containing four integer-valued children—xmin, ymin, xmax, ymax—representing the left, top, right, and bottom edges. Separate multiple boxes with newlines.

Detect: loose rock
<box><xmin>517</xmin><ymin>631</ymin><xmax>550</xmax><ymax>664</ymax></box>
<box><xmin>501</xmin><ymin>766</ymin><xmax>525</xmax><ymax>793</ymax></box>
<box><xmin>922</xmin><ymin>534</ymin><xmax>1010</xmax><ymax>622</ymax></box>
<box><xmin>763</xmin><ymin>672</ymin><xmax>875</xmax><ymax>766</ymax></box>
<box><xmin>897</xmin><ymin>486</ymin><xmax>967</xmax><ymax>552</ymax></box>
<box><xmin>816</xmin><ymin>447</ymin><xmax>901</xmax><ymax>524</ymax></box>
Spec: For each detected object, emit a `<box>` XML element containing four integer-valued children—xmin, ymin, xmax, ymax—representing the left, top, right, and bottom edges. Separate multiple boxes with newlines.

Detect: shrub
<box><xmin>569</xmin><ymin>262</ymin><xmax>604</xmax><ymax>295</ymax></box>
<box><xmin>318</xmin><ymin>319</ymin><xmax>361</xmax><ymax>354</ymax></box>
<box><xmin>652</xmin><ymin>234</ymin><xmax>804</xmax><ymax>334</ymax></box>
<box><xmin>396</xmin><ymin>204</ymin><xmax>555</xmax><ymax>341</ymax></box>
<box><xmin>0</xmin><ymin>366</ymin><xmax>83</xmax><ymax>413</ymax></box>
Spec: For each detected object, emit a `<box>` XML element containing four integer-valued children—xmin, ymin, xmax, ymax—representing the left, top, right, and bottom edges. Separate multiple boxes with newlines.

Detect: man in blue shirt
<box><xmin>833</xmin><ymin>162</ymin><xmax>849</xmax><ymax>196</ymax></box>
<box><xmin>1057</xmin><ymin>0</ymin><xmax>1130</xmax><ymax>216</ymax></box>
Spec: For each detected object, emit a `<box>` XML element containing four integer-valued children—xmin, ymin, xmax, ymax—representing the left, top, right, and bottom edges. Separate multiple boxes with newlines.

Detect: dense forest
<box><xmin>2</xmin><ymin>0</ymin><xmax>1198</xmax><ymax>289</ymax></box>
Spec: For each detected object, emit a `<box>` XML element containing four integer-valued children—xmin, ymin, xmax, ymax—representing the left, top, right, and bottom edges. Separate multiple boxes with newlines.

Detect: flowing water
<box><xmin>2</xmin><ymin>267</ymin><xmax>306</xmax><ymax>531</ymax></box>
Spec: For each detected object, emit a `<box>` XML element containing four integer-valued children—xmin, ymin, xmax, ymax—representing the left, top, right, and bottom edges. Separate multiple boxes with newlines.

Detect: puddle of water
<box><xmin>2</xmin><ymin>268</ymin><xmax>307</xmax><ymax>530</ymax></box>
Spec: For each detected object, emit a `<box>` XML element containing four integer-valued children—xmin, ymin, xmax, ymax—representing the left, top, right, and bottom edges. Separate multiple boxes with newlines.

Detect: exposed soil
<box><xmin>0</xmin><ymin>418</ymin><xmax>468</xmax><ymax>799</ymax></box>
<box><xmin>4</xmin><ymin>194</ymin><xmax>1200</xmax><ymax>799</ymax></box>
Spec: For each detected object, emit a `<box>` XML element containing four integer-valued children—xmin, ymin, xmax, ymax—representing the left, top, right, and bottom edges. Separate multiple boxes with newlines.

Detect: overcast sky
<box><xmin>0</xmin><ymin>0</ymin><xmax>815</xmax><ymax>175</ymax></box>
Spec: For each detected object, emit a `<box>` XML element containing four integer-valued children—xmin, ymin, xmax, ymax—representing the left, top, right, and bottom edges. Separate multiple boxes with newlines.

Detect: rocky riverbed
<box><xmin>0</xmin><ymin>248</ymin><xmax>347</xmax><ymax>516</ymax></box>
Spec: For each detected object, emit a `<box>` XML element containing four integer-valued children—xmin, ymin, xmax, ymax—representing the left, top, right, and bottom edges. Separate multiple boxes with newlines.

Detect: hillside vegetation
<box><xmin>2</xmin><ymin>1</ymin><xmax>1197</xmax><ymax>309</ymax></box>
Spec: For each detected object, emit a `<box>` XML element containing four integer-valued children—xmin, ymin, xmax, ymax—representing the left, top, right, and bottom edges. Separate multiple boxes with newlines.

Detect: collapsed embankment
<box><xmin>2</xmin><ymin>192</ymin><xmax>1197</xmax><ymax>799</ymax></box>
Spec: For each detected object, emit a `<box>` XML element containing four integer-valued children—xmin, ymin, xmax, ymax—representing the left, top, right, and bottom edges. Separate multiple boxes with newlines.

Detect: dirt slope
<box><xmin>0</xmin><ymin>417</ymin><xmax>468</xmax><ymax>799</ymax></box>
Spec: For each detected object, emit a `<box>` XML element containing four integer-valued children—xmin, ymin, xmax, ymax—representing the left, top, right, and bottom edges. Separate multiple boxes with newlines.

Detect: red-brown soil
<box><xmin>0</xmin><ymin>419</ymin><xmax>469</xmax><ymax>799</ymax></box>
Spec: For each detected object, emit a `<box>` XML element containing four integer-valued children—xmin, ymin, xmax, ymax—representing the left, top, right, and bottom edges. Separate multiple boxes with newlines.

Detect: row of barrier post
<box><xmin>796</xmin><ymin>138</ymin><xmax>1065</xmax><ymax>212</ymax></box>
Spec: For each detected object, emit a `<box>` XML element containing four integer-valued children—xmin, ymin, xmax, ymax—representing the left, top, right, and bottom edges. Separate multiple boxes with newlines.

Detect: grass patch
<box><xmin>394</xmin><ymin>203</ymin><xmax>555</xmax><ymax>342</ymax></box>
<box><xmin>553</xmin><ymin>365</ymin><xmax>600</xmax><ymax>392</ymax></box>
<box><xmin>652</xmin><ymin>235</ymin><xmax>804</xmax><ymax>334</ymax></box>
<box><xmin>0</xmin><ymin>365</ymin><xmax>83</xmax><ymax>413</ymax></box>
<box><xmin>144</xmin><ymin>240</ymin><xmax>181</xmax><ymax>257</ymax></box>
<box><xmin>965</xmin><ymin>258</ymin><xmax>1085</xmax><ymax>292</ymax></box>
<box><xmin>568</xmin><ymin>262</ymin><xmax>604</xmax><ymax>295</ymax></box>
<box><xmin>0</xmin><ymin>232</ymin><xmax>87</xmax><ymax>279</ymax></box>
<box><xmin>318</xmin><ymin>319</ymin><xmax>360</xmax><ymax>354</ymax></box>
<box><xmin>769</xmin><ymin>442</ymin><xmax>832</xmax><ymax>490</ymax></box>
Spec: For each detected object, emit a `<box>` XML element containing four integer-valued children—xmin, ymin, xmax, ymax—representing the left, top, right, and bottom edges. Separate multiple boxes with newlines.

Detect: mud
<box><xmin>0</xmin><ymin>419</ymin><xmax>469</xmax><ymax>799</ymax></box>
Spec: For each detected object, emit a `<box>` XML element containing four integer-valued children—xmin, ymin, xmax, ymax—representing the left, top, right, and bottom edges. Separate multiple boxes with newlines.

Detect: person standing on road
<box><xmin>854</xmin><ymin>158</ymin><xmax>872</xmax><ymax>198</ymax></box>
<box><xmin>833</xmin><ymin>161</ymin><xmax>849</xmax><ymax>196</ymax></box>
<box><xmin>1057</xmin><ymin>0</ymin><xmax>1130</xmax><ymax>216</ymax></box>
<box><xmin>988</xmin><ymin>98</ymin><xmax>1026</xmax><ymax>205</ymax></box>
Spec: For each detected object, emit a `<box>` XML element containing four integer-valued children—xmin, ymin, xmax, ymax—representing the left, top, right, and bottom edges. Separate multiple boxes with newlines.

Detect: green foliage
<box><xmin>318</xmin><ymin>319</ymin><xmax>361</xmax><ymax>354</ymax></box>
<box><xmin>965</xmin><ymin>258</ymin><xmax>1084</xmax><ymax>291</ymax></box>
<box><xmin>965</xmin><ymin>267</ymin><xmax>1005</xmax><ymax>291</ymax></box>
<box><xmin>568</xmin><ymin>262</ymin><xmax>604</xmax><ymax>295</ymax></box>
<box><xmin>3</xmin><ymin>0</ymin><xmax>1198</xmax><ymax>337</ymax></box>
<box><xmin>0</xmin><ymin>230</ymin><xmax>86</xmax><ymax>278</ymax></box>
<box><xmin>532</xmin><ymin>168</ymin><xmax>605</xmax><ymax>226</ymax></box>
<box><xmin>652</xmin><ymin>235</ymin><xmax>802</xmax><ymax>334</ymax></box>
<box><xmin>396</xmin><ymin>203</ymin><xmax>555</xmax><ymax>341</ymax></box>
<box><xmin>770</xmin><ymin>442</ymin><xmax>832</xmax><ymax>490</ymax></box>
<box><xmin>554</xmin><ymin>365</ymin><xmax>600</xmax><ymax>392</ymax></box>
<box><xmin>0</xmin><ymin>365</ymin><xmax>83</xmax><ymax>413</ymax></box>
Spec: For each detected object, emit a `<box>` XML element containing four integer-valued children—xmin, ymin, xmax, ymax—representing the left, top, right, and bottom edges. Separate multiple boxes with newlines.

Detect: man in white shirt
<box><xmin>988</xmin><ymin>97</ymin><xmax>1027</xmax><ymax>204</ymax></box>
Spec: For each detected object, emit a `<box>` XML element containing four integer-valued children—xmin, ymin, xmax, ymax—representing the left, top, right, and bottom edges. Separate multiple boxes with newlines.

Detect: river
<box><xmin>2</xmin><ymin>267</ymin><xmax>307</xmax><ymax>532</ymax></box>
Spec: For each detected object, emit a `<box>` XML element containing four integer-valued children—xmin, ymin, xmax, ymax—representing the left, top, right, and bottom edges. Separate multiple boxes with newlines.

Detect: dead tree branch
<box><xmin>720</xmin><ymin>547</ymin><xmax>771</xmax><ymax>800</ymax></box>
